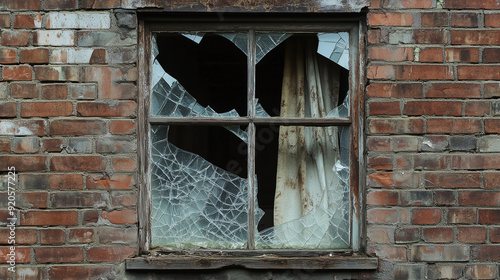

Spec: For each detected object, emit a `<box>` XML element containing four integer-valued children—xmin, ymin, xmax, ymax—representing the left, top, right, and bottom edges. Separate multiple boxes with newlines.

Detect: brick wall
<box><xmin>367</xmin><ymin>0</ymin><xmax>500</xmax><ymax>278</ymax></box>
<box><xmin>0</xmin><ymin>0</ymin><xmax>498</xmax><ymax>279</ymax></box>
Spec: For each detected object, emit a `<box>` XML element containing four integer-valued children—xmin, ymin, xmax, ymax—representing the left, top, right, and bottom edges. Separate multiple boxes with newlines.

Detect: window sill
<box><xmin>125</xmin><ymin>251</ymin><xmax>378</xmax><ymax>270</ymax></box>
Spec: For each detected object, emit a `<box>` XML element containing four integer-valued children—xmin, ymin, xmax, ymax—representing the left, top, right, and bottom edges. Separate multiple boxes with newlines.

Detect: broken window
<box><xmin>148</xmin><ymin>25</ymin><xmax>358</xmax><ymax>250</ymax></box>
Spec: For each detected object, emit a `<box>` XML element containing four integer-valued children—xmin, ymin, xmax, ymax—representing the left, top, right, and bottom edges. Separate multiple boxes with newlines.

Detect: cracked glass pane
<box><xmin>256</xmin><ymin>33</ymin><xmax>350</xmax><ymax>118</ymax></box>
<box><xmin>317</xmin><ymin>32</ymin><xmax>349</xmax><ymax>70</ymax></box>
<box><xmin>151</xmin><ymin>125</ymin><xmax>250</xmax><ymax>248</ymax></box>
<box><xmin>255</xmin><ymin>125</ymin><xmax>350</xmax><ymax>249</ymax></box>
<box><xmin>218</xmin><ymin>33</ymin><xmax>292</xmax><ymax>63</ymax></box>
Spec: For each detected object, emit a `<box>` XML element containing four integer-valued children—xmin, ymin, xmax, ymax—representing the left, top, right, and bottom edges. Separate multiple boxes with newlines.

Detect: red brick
<box><xmin>0</xmin><ymin>156</ymin><xmax>46</xmax><ymax>171</ymax></box>
<box><xmin>20</xmin><ymin>48</ymin><xmax>49</xmax><ymax>64</ymax></box>
<box><xmin>448</xmin><ymin>208</ymin><xmax>476</xmax><ymax>224</ymax></box>
<box><xmin>40</xmin><ymin>229</ymin><xmax>65</xmax><ymax>245</ymax></box>
<box><xmin>381</xmin><ymin>0</ymin><xmax>432</xmax><ymax>9</ymax></box>
<box><xmin>77</xmin><ymin>101</ymin><xmax>136</xmax><ymax>117</ymax></box>
<box><xmin>3</xmin><ymin>65</ymin><xmax>32</xmax><ymax>81</ymax></box>
<box><xmin>49</xmin><ymin>266</ymin><xmax>112</xmax><ymax>280</ymax></box>
<box><xmin>367</xmin><ymin>29</ymin><xmax>383</xmax><ymax>44</ymax></box>
<box><xmin>425</xmin><ymin>83</ymin><xmax>480</xmax><ymax>98</ymax></box>
<box><xmin>485</xmin><ymin>14</ymin><xmax>500</xmax><ymax>28</ymax></box>
<box><xmin>479</xmin><ymin>209</ymin><xmax>500</xmax><ymax>224</ymax></box>
<box><xmin>0</xmin><ymin>247</ymin><xmax>31</xmax><ymax>263</ymax></box>
<box><xmin>0</xmin><ymin>14</ymin><xmax>9</xmax><ymax>28</ymax></box>
<box><xmin>20</xmin><ymin>173</ymin><xmax>83</xmax><ymax>190</ymax></box>
<box><xmin>368</xmin><ymin>155</ymin><xmax>393</xmax><ymax>170</ymax></box>
<box><xmin>35</xmin><ymin>247</ymin><xmax>83</xmax><ymax>263</ymax></box>
<box><xmin>435</xmin><ymin>191</ymin><xmax>456</xmax><ymax>206</ymax></box>
<box><xmin>419</xmin><ymin>47</ymin><xmax>443</xmax><ymax>62</ymax></box>
<box><xmin>424</xmin><ymin>172</ymin><xmax>481</xmax><ymax>188</ymax></box>
<box><xmin>368</xmin><ymin>13</ymin><xmax>413</xmax><ymax>26</ymax></box>
<box><xmin>485</xmin><ymin>173</ymin><xmax>500</xmax><ymax>188</ymax></box>
<box><xmin>99</xmin><ymin>227</ymin><xmax>137</xmax><ymax>243</ymax></box>
<box><xmin>471</xmin><ymin>245</ymin><xmax>500</xmax><ymax>261</ymax></box>
<box><xmin>41</xmin><ymin>84</ymin><xmax>67</xmax><ymax>99</ymax></box>
<box><xmin>50</xmin><ymin>156</ymin><xmax>106</xmax><ymax>171</ymax></box>
<box><xmin>427</xmin><ymin>118</ymin><xmax>481</xmax><ymax>134</ymax></box>
<box><xmin>0</xmin><ymin>48</ymin><xmax>16</xmax><ymax>64</ymax></box>
<box><xmin>0</xmin><ymin>139</ymin><xmax>9</xmax><ymax>152</ymax></box>
<box><xmin>465</xmin><ymin>264</ymin><xmax>497</xmax><ymax>279</ymax></box>
<box><xmin>486</xmin><ymin>119</ymin><xmax>500</xmax><ymax>133</ymax></box>
<box><xmin>11</xmin><ymin>83</ymin><xmax>38</xmax><ymax>98</ymax></box>
<box><xmin>458</xmin><ymin>66</ymin><xmax>500</xmax><ymax>80</ymax></box>
<box><xmin>50</xmin><ymin>119</ymin><xmax>106</xmax><ymax>135</ymax></box>
<box><xmin>483</xmin><ymin>48</ymin><xmax>500</xmax><ymax>63</ymax></box>
<box><xmin>369</xmin><ymin>46</ymin><xmax>413</xmax><ymax>62</ymax></box>
<box><xmin>411</xmin><ymin>245</ymin><xmax>469</xmax><ymax>262</ymax></box>
<box><xmin>368</xmin><ymin>172</ymin><xmax>394</xmax><ymax>188</ymax></box>
<box><xmin>0</xmin><ymin>0</ymin><xmax>41</xmax><ymax>10</ymax></box>
<box><xmin>112</xmin><ymin>158</ymin><xmax>136</xmax><ymax>171</ymax></box>
<box><xmin>0</xmin><ymin>229</ymin><xmax>37</xmax><ymax>244</ymax></box>
<box><xmin>111</xmin><ymin>195</ymin><xmax>134</xmax><ymax>210</ymax></box>
<box><xmin>34</xmin><ymin>66</ymin><xmax>79</xmax><ymax>81</ymax></box>
<box><xmin>413</xmin><ymin>29</ymin><xmax>447</xmax><ymax>44</ymax></box>
<box><xmin>451</xmin><ymin>13</ymin><xmax>478</xmax><ymax>27</ymax></box>
<box><xmin>21</xmin><ymin>210</ymin><xmax>77</xmax><ymax>226</ymax></box>
<box><xmin>491</xmin><ymin>228</ymin><xmax>500</xmax><ymax>242</ymax></box>
<box><xmin>411</xmin><ymin>208</ymin><xmax>441</xmax><ymax>225</ymax></box>
<box><xmin>367</xmin><ymin>244</ymin><xmax>406</xmax><ymax>262</ymax></box>
<box><xmin>367</xmin><ymin>65</ymin><xmax>395</xmax><ymax>80</ymax></box>
<box><xmin>445</xmin><ymin>0</ymin><xmax>500</xmax><ymax>9</ymax></box>
<box><xmin>451</xmin><ymin>155</ymin><xmax>500</xmax><ymax>170</ymax></box>
<box><xmin>367</xmin><ymin>209</ymin><xmax>398</xmax><ymax>224</ymax></box>
<box><xmin>1</xmin><ymin>30</ymin><xmax>30</xmax><ymax>46</ymax></box>
<box><xmin>86</xmin><ymin>174</ymin><xmax>134</xmax><ymax>190</ymax></box>
<box><xmin>368</xmin><ymin>118</ymin><xmax>424</xmax><ymax>135</ymax></box>
<box><xmin>80</xmin><ymin>0</ymin><xmax>121</xmax><ymax>8</ymax></box>
<box><xmin>414</xmin><ymin>154</ymin><xmax>447</xmax><ymax>170</ymax></box>
<box><xmin>50</xmin><ymin>192</ymin><xmax>106</xmax><ymax>208</ymax></box>
<box><xmin>367</xmin><ymin>137</ymin><xmax>392</xmax><ymax>152</ymax></box>
<box><xmin>42</xmin><ymin>139</ymin><xmax>62</xmax><ymax>152</ymax></box>
<box><xmin>396</xmin><ymin>65</ymin><xmax>453</xmax><ymax>80</ymax></box>
<box><xmin>395</xmin><ymin>137</ymin><xmax>418</xmax><ymax>151</ymax></box>
<box><xmin>68</xmin><ymin>228</ymin><xmax>94</xmax><ymax>243</ymax></box>
<box><xmin>16</xmin><ymin>192</ymin><xmax>47</xmax><ymax>208</ymax></box>
<box><xmin>14</xmin><ymin>14</ymin><xmax>42</xmax><ymax>28</ymax></box>
<box><xmin>45</xmin><ymin>0</ymin><xmax>77</xmax><ymax>10</ymax></box>
<box><xmin>465</xmin><ymin>101</ymin><xmax>490</xmax><ymax>116</ymax></box>
<box><xmin>12</xmin><ymin>137</ymin><xmax>39</xmax><ymax>153</ymax></box>
<box><xmin>83</xmin><ymin>66</ymin><xmax>136</xmax><ymax>99</ymax></box>
<box><xmin>367</xmin><ymin>83</ymin><xmax>422</xmax><ymax>98</ymax></box>
<box><xmin>21</xmin><ymin>101</ymin><xmax>73</xmax><ymax>117</ymax></box>
<box><xmin>0</xmin><ymin>102</ymin><xmax>16</xmax><ymax>117</ymax></box>
<box><xmin>101</xmin><ymin>209</ymin><xmax>137</xmax><ymax>224</ymax></box>
<box><xmin>110</xmin><ymin>120</ymin><xmax>135</xmax><ymax>135</ymax></box>
<box><xmin>423</xmin><ymin>227</ymin><xmax>453</xmax><ymax>243</ymax></box>
<box><xmin>369</xmin><ymin>101</ymin><xmax>400</xmax><ymax>115</ymax></box>
<box><xmin>86</xmin><ymin>246</ymin><xmax>136</xmax><ymax>262</ymax></box>
<box><xmin>0</xmin><ymin>120</ymin><xmax>46</xmax><ymax>136</ymax></box>
<box><xmin>394</xmin><ymin>227</ymin><xmax>420</xmax><ymax>243</ymax></box>
<box><xmin>367</xmin><ymin>190</ymin><xmax>398</xmax><ymax>206</ymax></box>
<box><xmin>404</xmin><ymin>101</ymin><xmax>461</xmax><ymax>116</ymax></box>
<box><xmin>445</xmin><ymin>48</ymin><xmax>480</xmax><ymax>63</ymax></box>
<box><xmin>452</xmin><ymin>30</ymin><xmax>500</xmax><ymax>45</ymax></box>
<box><xmin>458</xmin><ymin>227</ymin><xmax>486</xmax><ymax>244</ymax></box>
<box><xmin>421</xmin><ymin>12</ymin><xmax>448</xmax><ymax>27</ymax></box>
<box><xmin>460</xmin><ymin>191</ymin><xmax>500</xmax><ymax>206</ymax></box>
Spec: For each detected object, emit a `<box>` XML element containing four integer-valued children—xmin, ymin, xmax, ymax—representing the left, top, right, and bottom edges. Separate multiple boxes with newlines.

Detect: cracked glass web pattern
<box><xmin>327</xmin><ymin>92</ymin><xmax>350</xmax><ymax>118</ymax></box>
<box><xmin>151</xmin><ymin>125</ymin><xmax>251</xmax><ymax>248</ymax></box>
<box><xmin>218</xmin><ymin>33</ymin><xmax>292</xmax><ymax>63</ymax></box>
<box><xmin>317</xmin><ymin>32</ymin><xmax>349</xmax><ymax>70</ymax></box>
<box><xmin>257</xmin><ymin>127</ymin><xmax>351</xmax><ymax>249</ymax></box>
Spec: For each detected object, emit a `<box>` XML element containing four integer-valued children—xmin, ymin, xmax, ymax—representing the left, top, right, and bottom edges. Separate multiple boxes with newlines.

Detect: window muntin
<box><xmin>148</xmin><ymin>26</ymin><xmax>358</xmax><ymax>250</ymax></box>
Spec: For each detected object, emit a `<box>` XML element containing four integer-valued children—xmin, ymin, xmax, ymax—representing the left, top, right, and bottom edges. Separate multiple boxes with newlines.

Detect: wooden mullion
<box><xmin>149</xmin><ymin>117</ymin><xmax>351</xmax><ymax>126</ymax></box>
<box><xmin>247</xmin><ymin>30</ymin><xmax>256</xmax><ymax>249</ymax></box>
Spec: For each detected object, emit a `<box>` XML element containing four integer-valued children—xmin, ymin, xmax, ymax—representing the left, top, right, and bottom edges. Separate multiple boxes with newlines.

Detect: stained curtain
<box><xmin>273</xmin><ymin>37</ymin><xmax>342</xmax><ymax>245</ymax></box>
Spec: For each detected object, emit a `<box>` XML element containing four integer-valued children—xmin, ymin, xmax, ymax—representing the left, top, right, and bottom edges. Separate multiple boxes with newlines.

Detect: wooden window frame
<box><xmin>130</xmin><ymin>14</ymin><xmax>375</xmax><ymax>270</ymax></box>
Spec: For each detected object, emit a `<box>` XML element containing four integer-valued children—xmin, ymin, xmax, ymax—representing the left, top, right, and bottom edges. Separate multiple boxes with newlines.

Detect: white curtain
<box><xmin>273</xmin><ymin>37</ymin><xmax>341</xmax><ymax>246</ymax></box>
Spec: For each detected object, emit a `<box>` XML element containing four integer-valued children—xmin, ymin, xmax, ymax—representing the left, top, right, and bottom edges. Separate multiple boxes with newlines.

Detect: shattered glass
<box><xmin>151</xmin><ymin>125</ymin><xmax>251</xmax><ymax>248</ymax></box>
<box><xmin>327</xmin><ymin>92</ymin><xmax>350</xmax><ymax>118</ymax></box>
<box><xmin>256</xmin><ymin>126</ymin><xmax>351</xmax><ymax>249</ymax></box>
<box><xmin>317</xmin><ymin>32</ymin><xmax>350</xmax><ymax>70</ymax></box>
<box><xmin>219</xmin><ymin>33</ymin><xmax>292</xmax><ymax>63</ymax></box>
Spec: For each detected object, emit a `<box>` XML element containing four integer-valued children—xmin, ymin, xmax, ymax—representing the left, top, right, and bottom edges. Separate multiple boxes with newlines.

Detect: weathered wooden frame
<box><xmin>134</xmin><ymin>15</ymin><xmax>372</xmax><ymax>270</ymax></box>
